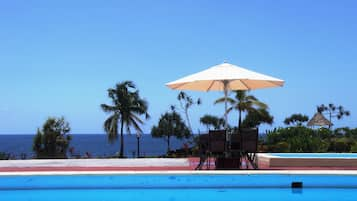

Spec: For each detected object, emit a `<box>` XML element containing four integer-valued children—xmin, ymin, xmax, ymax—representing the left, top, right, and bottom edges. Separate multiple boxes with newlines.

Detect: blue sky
<box><xmin>0</xmin><ymin>0</ymin><xmax>356</xmax><ymax>134</ymax></box>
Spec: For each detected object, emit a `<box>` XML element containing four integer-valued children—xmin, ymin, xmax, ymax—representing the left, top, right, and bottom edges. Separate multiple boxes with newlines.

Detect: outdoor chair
<box><xmin>229</xmin><ymin>134</ymin><xmax>241</xmax><ymax>157</ymax></box>
<box><xmin>195</xmin><ymin>130</ymin><xmax>226</xmax><ymax>170</ymax></box>
<box><xmin>195</xmin><ymin>134</ymin><xmax>210</xmax><ymax>170</ymax></box>
<box><xmin>208</xmin><ymin>130</ymin><xmax>226</xmax><ymax>156</ymax></box>
<box><xmin>208</xmin><ymin>130</ymin><xmax>242</xmax><ymax>170</ymax></box>
<box><xmin>239</xmin><ymin>128</ymin><xmax>259</xmax><ymax>169</ymax></box>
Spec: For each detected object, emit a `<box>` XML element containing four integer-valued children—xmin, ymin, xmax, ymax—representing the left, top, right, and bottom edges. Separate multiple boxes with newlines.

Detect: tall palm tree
<box><xmin>101</xmin><ymin>81</ymin><xmax>150</xmax><ymax>158</ymax></box>
<box><xmin>215</xmin><ymin>90</ymin><xmax>267</xmax><ymax>129</ymax></box>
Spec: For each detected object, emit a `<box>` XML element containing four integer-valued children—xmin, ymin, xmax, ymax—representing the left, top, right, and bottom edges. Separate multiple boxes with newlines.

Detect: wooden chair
<box><xmin>195</xmin><ymin>130</ymin><xmax>226</xmax><ymax>170</ymax></box>
<box><xmin>230</xmin><ymin>134</ymin><xmax>241</xmax><ymax>157</ymax></box>
<box><xmin>195</xmin><ymin>134</ymin><xmax>209</xmax><ymax>170</ymax></box>
<box><xmin>239</xmin><ymin>128</ymin><xmax>259</xmax><ymax>169</ymax></box>
<box><xmin>208</xmin><ymin>130</ymin><xmax>226</xmax><ymax>156</ymax></box>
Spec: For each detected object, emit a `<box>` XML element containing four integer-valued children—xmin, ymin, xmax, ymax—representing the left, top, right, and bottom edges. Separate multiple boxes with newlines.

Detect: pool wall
<box><xmin>1</xmin><ymin>173</ymin><xmax>357</xmax><ymax>189</ymax></box>
<box><xmin>259</xmin><ymin>153</ymin><xmax>357</xmax><ymax>168</ymax></box>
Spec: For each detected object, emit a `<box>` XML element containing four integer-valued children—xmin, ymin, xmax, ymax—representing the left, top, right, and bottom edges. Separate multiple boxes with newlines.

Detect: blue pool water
<box><xmin>1</xmin><ymin>174</ymin><xmax>357</xmax><ymax>201</ymax></box>
<box><xmin>270</xmin><ymin>153</ymin><xmax>357</xmax><ymax>158</ymax></box>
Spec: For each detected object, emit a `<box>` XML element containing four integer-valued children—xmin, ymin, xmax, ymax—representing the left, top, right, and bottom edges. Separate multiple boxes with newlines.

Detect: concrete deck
<box><xmin>0</xmin><ymin>158</ymin><xmax>193</xmax><ymax>172</ymax></box>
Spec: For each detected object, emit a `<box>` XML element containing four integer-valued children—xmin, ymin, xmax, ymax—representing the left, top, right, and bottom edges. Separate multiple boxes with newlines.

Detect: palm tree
<box><xmin>242</xmin><ymin>108</ymin><xmax>273</xmax><ymax>128</ymax></box>
<box><xmin>101</xmin><ymin>81</ymin><xmax>150</xmax><ymax>158</ymax></box>
<box><xmin>215</xmin><ymin>90</ymin><xmax>267</xmax><ymax>129</ymax></box>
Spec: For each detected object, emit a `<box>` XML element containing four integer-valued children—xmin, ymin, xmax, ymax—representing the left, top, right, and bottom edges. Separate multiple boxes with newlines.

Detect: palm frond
<box><xmin>130</xmin><ymin>113</ymin><xmax>145</xmax><ymax>125</ymax></box>
<box><xmin>226</xmin><ymin>107</ymin><xmax>234</xmax><ymax>114</ymax></box>
<box><xmin>129</xmin><ymin>116</ymin><xmax>144</xmax><ymax>134</ymax></box>
<box><xmin>100</xmin><ymin>104</ymin><xmax>117</xmax><ymax>113</ymax></box>
<box><xmin>103</xmin><ymin>114</ymin><xmax>119</xmax><ymax>143</ymax></box>
<box><xmin>214</xmin><ymin>97</ymin><xmax>235</xmax><ymax>104</ymax></box>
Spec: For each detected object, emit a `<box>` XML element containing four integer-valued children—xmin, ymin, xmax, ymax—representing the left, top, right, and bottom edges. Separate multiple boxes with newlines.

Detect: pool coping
<box><xmin>258</xmin><ymin>153</ymin><xmax>357</xmax><ymax>168</ymax></box>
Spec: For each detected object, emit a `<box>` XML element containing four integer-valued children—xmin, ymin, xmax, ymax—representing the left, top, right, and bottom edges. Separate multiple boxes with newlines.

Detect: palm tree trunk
<box><xmin>119</xmin><ymin>120</ymin><xmax>124</xmax><ymax>158</ymax></box>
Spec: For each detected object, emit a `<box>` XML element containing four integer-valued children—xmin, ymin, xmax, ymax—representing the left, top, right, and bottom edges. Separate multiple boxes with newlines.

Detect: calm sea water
<box><xmin>0</xmin><ymin>134</ymin><xmax>190</xmax><ymax>159</ymax></box>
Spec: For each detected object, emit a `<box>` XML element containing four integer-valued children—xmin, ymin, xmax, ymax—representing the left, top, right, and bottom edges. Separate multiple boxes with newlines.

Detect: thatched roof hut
<box><xmin>307</xmin><ymin>112</ymin><xmax>332</xmax><ymax>127</ymax></box>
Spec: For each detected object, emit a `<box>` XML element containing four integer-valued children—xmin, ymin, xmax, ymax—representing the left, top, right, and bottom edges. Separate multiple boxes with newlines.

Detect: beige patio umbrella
<box><xmin>166</xmin><ymin>62</ymin><xmax>284</xmax><ymax>130</ymax></box>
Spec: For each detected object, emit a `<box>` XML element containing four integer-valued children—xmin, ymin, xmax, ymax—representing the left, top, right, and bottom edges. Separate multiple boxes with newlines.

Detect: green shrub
<box><xmin>0</xmin><ymin>152</ymin><xmax>10</xmax><ymax>160</ymax></box>
<box><xmin>266</xmin><ymin>126</ymin><xmax>328</xmax><ymax>152</ymax></box>
<box><xmin>33</xmin><ymin>117</ymin><xmax>72</xmax><ymax>159</ymax></box>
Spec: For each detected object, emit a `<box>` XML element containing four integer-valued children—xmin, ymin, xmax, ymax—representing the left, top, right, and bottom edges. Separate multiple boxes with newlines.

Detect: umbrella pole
<box><xmin>223</xmin><ymin>80</ymin><xmax>229</xmax><ymax>157</ymax></box>
<box><xmin>224</xmin><ymin>83</ymin><xmax>228</xmax><ymax>130</ymax></box>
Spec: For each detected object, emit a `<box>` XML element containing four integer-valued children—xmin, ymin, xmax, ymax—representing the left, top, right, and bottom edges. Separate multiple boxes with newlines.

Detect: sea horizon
<box><xmin>0</xmin><ymin>134</ymin><xmax>191</xmax><ymax>159</ymax></box>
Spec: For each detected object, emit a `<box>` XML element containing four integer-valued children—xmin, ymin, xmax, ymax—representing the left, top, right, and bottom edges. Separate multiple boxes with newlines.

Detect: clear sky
<box><xmin>0</xmin><ymin>0</ymin><xmax>356</xmax><ymax>134</ymax></box>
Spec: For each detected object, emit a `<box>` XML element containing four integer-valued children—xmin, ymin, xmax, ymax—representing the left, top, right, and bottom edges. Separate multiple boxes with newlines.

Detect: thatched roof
<box><xmin>307</xmin><ymin>112</ymin><xmax>332</xmax><ymax>127</ymax></box>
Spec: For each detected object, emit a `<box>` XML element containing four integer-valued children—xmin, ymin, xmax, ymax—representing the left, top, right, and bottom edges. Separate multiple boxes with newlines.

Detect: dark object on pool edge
<box><xmin>291</xmin><ymin>181</ymin><xmax>303</xmax><ymax>188</ymax></box>
<box><xmin>195</xmin><ymin>128</ymin><xmax>259</xmax><ymax>170</ymax></box>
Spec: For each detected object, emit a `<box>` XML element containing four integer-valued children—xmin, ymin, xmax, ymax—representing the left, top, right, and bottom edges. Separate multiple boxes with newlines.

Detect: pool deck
<box><xmin>0</xmin><ymin>158</ymin><xmax>193</xmax><ymax>172</ymax></box>
<box><xmin>258</xmin><ymin>153</ymin><xmax>357</xmax><ymax>170</ymax></box>
<box><xmin>0</xmin><ymin>157</ymin><xmax>357</xmax><ymax>173</ymax></box>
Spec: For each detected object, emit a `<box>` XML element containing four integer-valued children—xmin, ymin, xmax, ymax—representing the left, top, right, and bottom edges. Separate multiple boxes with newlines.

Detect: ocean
<box><xmin>0</xmin><ymin>134</ymin><xmax>190</xmax><ymax>159</ymax></box>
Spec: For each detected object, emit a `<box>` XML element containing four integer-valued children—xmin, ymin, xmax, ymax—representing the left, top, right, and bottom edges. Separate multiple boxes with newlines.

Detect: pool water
<box><xmin>1</xmin><ymin>174</ymin><xmax>356</xmax><ymax>201</ymax></box>
<box><xmin>2</xmin><ymin>188</ymin><xmax>357</xmax><ymax>201</ymax></box>
<box><xmin>270</xmin><ymin>153</ymin><xmax>357</xmax><ymax>158</ymax></box>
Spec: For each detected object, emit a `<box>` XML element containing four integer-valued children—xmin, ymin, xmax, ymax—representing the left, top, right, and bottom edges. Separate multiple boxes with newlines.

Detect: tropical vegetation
<box><xmin>284</xmin><ymin>113</ymin><xmax>309</xmax><ymax>126</ymax></box>
<box><xmin>241</xmin><ymin>108</ymin><xmax>273</xmax><ymax>128</ymax></box>
<box><xmin>317</xmin><ymin>103</ymin><xmax>350</xmax><ymax>128</ymax></box>
<box><xmin>101</xmin><ymin>81</ymin><xmax>149</xmax><ymax>158</ymax></box>
<box><xmin>151</xmin><ymin>107</ymin><xmax>191</xmax><ymax>153</ymax></box>
<box><xmin>215</xmin><ymin>90</ymin><xmax>270</xmax><ymax>129</ymax></box>
<box><xmin>33</xmin><ymin>117</ymin><xmax>72</xmax><ymax>159</ymax></box>
<box><xmin>200</xmin><ymin>114</ymin><xmax>225</xmax><ymax>131</ymax></box>
<box><xmin>177</xmin><ymin>91</ymin><xmax>201</xmax><ymax>133</ymax></box>
<box><xmin>260</xmin><ymin>104</ymin><xmax>353</xmax><ymax>153</ymax></box>
<box><xmin>262</xmin><ymin>126</ymin><xmax>357</xmax><ymax>153</ymax></box>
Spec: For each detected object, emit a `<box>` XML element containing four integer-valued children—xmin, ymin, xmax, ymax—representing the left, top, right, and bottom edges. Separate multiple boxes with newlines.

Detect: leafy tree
<box><xmin>215</xmin><ymin>90</ymin><xmax>267</xmax><ymax>129</ymax></box>
<box><xmin>317</xmin><ymin>103</ymin><xmax>350</xmax><ymax>128</ymax></box>
<box><xmin>200</xmin><ymin>114</ymin><xmax>225</xmax><ymax>131</ymax></box>
<box><xmin>151</xmin><ymin>108</ymin><xmax>190</xmax><ymax>153</ymax></box>
<box><xmin>33</xmin><ymin>117</ymin><xmax>72</xmax><ymax>159</ymax></box>
<box><xmin>265</xmin><ymin>127</ymin><xmax>328</xmax><ymax>153</ymax></box>
<box><xmin>177</xmin><ymin>91</ymin><xmax>201</xmax><ymax>133</ymax></box>
<box><xmin>101</xmin><ymin>81</ymin><xmax>150</xmax><ymax>158</ymax></box>
<box><xmin>263</xmin><ymin>126</ymin><xmax>357</xmax><ymax>153</ymax></box>
<box><xmin>350</xmin><ymin>144</ymin><xmax>357</xmax><ymax>153</ymax></box>
<box><xmin>328</xmin><ymin>138</ymin><xmax>354</xmax><ymax>153</ymax></box>
<box><xmin>241</xmin><ymin>108</ymin><xmax>273</xmax><ymax>128</ymax></box>
<box><xmin>284</xmin><ymin>113</ymin><xmax>309</xmax><ymax>126</ymax></box>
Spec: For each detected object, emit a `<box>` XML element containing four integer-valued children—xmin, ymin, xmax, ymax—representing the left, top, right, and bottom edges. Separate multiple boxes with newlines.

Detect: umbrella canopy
<box><xmin>166</xmin><ymin>62</ymin><xmax>284</xmax><ymax>130</ymax></box>
<box><xmin>307</xmin><ymin>112</ymin><xmax>332</xmax><ymax>127</ymax></box>
<box><xmin>166</xmin><ymin>62</ymin><xmax>284</xmax><ymax>91</ymax></box>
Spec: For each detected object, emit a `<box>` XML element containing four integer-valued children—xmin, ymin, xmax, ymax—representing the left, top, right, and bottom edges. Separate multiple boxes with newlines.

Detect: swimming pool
<box><xmin>259</xmin><ymin>153</ymin><xmax>357</xmax><ymax>168</ymax></box>
<box><xmin>1</xmin><ymin>171</ymin><xmax>357</xmax><ymax>201</ymax></box>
